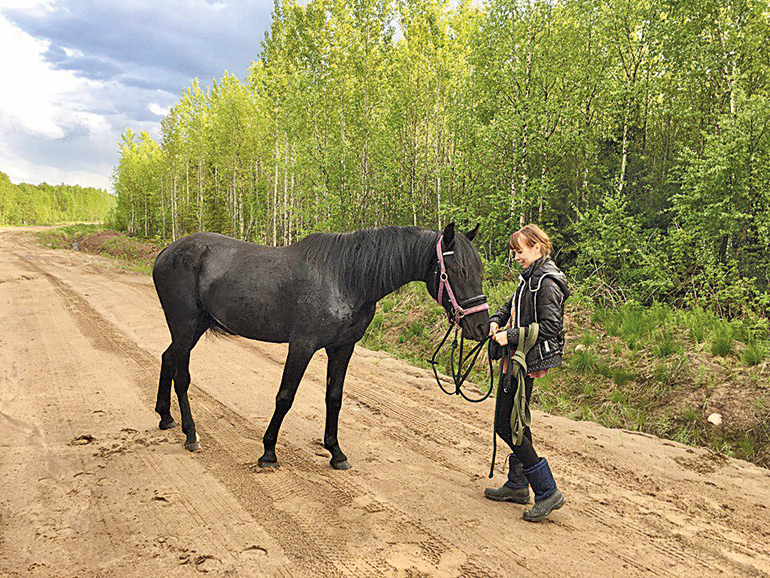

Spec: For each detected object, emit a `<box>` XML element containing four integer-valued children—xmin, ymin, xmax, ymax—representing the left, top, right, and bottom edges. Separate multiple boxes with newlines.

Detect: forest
<box><xmin>0</xmin><ymin>171</ymin><xmax>114</xmax><ymax>225</ymax></box>
<box><xmin>112</xmin><ymin>0</ymin><xmax>770</xmax><ymax>321</ymax></box>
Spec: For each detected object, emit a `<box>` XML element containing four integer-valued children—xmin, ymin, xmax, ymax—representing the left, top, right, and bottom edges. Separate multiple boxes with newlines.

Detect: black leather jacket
<box><xmin>490</xmin><ymin>257</ymin><xmax>569</xmax><ymax>373</ymax></box>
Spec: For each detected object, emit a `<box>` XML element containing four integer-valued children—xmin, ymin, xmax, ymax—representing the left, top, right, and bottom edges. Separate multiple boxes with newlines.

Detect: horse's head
<box><xmin>430</xmin><ymin>222</ymin><xmax>491</xmax><ymax>341</ymax></box>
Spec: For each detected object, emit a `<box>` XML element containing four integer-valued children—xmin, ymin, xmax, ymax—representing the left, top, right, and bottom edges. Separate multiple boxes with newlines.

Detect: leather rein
<box><xmin>428</xmin><ymin>235</ymin><xmax>495</xmax><ymax>403</ymax></box>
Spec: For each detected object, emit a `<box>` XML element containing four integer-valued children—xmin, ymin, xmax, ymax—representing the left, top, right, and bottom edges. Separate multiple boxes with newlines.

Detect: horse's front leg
<box><xmin>258</xmin><ymin>342</ymin><xmax>315</xmax><ymax>468</ymax></box>
<box><xmin>323</xmin><ymin>343</ymin><xmax>355</xmax><ymax>470</ymax></box>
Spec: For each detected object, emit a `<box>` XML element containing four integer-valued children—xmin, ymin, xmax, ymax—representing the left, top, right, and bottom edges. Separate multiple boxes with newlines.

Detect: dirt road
<box><xmin>1</xmin><ymin>228</ymin><xmax>768</xmax><ymax>578</ymax></box>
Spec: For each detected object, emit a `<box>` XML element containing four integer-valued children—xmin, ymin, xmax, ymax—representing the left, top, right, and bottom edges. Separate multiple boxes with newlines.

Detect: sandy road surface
<box><xmin>0</xmin><ymin>229</ymin><xmax>769</xmax><ymax>578</ymax></box>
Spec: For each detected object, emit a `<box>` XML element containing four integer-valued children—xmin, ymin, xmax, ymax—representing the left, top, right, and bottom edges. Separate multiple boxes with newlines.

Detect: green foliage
<box><xmin>593</xmin><ymin>308</ymin><xmax>621</xmax><ymax>337</ymax></box>
<box><xmin>574</xmin><ymin>193</ymin><xmax>672</xmax><ymax>304</ymax></box>
<box><xmin>679</xmin><ymin>306</ymin><xmax>714</xmax><ymax>344</ymax></box>
<box><xmin>103</xmin><ymin>0</ymin><xmax>770</xmax><ymax>323</ymax></box>
<box><xmin>741</xmin><ymin>342</ymin><xmax>765</xmax><ymax>367</ymax></box>
<box><xmin>0</xmin><ymin>171</ymin><xmax>114</xmax><ymax>225</ymax></box>
<box><xmin>710</xmin><ymin>323</ymin><xmax>735</xmax><ymax>357</ymax></box>
<box><xmin>653</xmin><ymin>329</ymin><xmax>682</xmax><ymax>358</ymax></box>
<box><xmin>569</xmin><ymin>348</ymin><xmax>598</xmax><ymax>373</ymax></box>
<box><xmin>619</xmin><ymin>305</ymin><xmax>651</xmax><ymax>350</ymax></box>
<box><xmin>579</xmin><ymin>332</ymin><xmax>597</xmax><ymax>347</ymax></box>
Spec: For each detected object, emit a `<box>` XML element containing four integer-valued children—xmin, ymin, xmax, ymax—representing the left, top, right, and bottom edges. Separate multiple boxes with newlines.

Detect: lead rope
<box><xmin>488</xmin><ymin>323</ymin><xmax>540</xmax><ymax>478</ymax></box>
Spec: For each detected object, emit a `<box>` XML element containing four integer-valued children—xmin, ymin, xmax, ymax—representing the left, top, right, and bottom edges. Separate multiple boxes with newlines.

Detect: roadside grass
<box><xmin>35</xmin><ymin>225</ymin><xmax>164</xmax><ymax>274</ymax></box>
<box><xmin>364</xmin><ymin>285</ymin><xmax>770</xmax><ymax>467</ymax></box>
<box><xmin>38</xmin><ymin>224</ymin><xmax>104</xmax><ymax>248</ymax></box>
<box><xmin>742</xmin><ymin>341</ymin><xmax>766</xmax><ymax>366</ymax></box>
<box><xmin>37</xmin><ymin>226</ymin><xmax>770</xmax><ymax>467</ymax></box>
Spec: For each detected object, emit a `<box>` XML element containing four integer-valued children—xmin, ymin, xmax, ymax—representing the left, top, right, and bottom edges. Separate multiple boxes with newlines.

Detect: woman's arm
<box><xmin>499</xmin><ymin>278</ymin><xmax>564</xmax><ymax>348</ymax></box>
<box><xmin>490</xmin><ymin>294</ymin><xmax>514</xmax><ymax>328</ymax></box>
<box><xmin>533</xmin><ymin>277</ymin><xmax>565</xmax><ymax>343</ymax></box>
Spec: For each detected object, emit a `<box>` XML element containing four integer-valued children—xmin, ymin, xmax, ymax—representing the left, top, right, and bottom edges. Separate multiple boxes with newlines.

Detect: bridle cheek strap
<box><xmin>436</xmin><ymin>235</ymin><xmax>490</xmax><ymax>323</ymax></box>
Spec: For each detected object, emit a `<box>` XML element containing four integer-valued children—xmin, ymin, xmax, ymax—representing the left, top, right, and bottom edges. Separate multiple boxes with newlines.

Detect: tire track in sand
<box><xmin>19</xmin><ymin>252</ymin><xmax>523</xmax><ymax>578</ymax></box>
<box><xmin>15</xmin><ymin>244</ymin><xmax>770</xmax><ymax>578</ymax></box>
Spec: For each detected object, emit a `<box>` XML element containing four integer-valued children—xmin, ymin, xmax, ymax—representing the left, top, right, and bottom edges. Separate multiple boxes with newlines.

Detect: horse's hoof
<box><xmin>331</xmin><ymin>460</ymin><xmax>350</xmax><ymax>470</ymax></box>
<box><xmin>159</xmin><ymin>419</ymin><xmax>178</xmax><ymax>430</ymax></box>
<box><xmin>257</xmin><ymin>459</ymin><xmax>279</xmax><ymax>469</ymax></box>
<box><xmin>184</xmin><ymin>433</ymin><xmax>201</xmax><ymax>452</ymax></box>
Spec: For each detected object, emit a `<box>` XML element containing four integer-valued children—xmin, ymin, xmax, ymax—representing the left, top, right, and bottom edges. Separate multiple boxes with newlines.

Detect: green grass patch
<box><xmin>742</xmin><ymin>341</ymin><xmax>765</xmax><ymax>366</ymax></box>
<box><xmin>36</xmin><ymin>225</ymin><xmax>164</xmax><ymax>274</ymax></box>
<box><xmin>37</xmin><ymin>224</ymin><xmax>105</xmax><ymax>248</ymax></box>
<box><xmin>569</xmin><ymin>348</ymin><xmax>598</xmax><ymax>373</ymax></box>
<box><xmin>653</xmin><ymin>329</ymin><xmax>682</xmax><ymax>358</ymax></box>
<box><xmin>710</xmin><ymin>323</ymin><xmax>734</xmax><ymax>357</ymax></box>
<box><xmin>679</xmin><ymin>306</ymin><xmax>713</xmax><ymax>344</ymax></box>
<box><xmin>578</xmin><ymin>332</ymin><xmax>598</xmax><ymax>347</ymax></box>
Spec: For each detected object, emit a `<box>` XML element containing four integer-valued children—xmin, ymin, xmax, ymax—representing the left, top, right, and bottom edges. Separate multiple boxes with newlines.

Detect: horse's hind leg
<box><xmin>165</xmin><ymin>319</ymin><xmax>208</xmax><ymax>451</ymax></box>
<box><xmin>323</xmin><ymin>343</ymin><xmax>355</xmax><ymax>470</ymax></box>
<box><xmin>258</xmin><ymin>342</ymin><xmax>316</xmax><ymax>467</ymax></box>
<box><xmin>172</xmin><ymin>345</ymin><xmax>200</xmax><ymax>451</ymax></box>
<box><xmin>155</xmin><ymin>345</ymin><xmax>177</xmax><ymax>429</ymax></box>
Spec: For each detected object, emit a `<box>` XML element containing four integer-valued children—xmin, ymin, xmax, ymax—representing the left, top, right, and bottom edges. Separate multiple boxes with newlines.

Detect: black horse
<box><xmin>152</xmin><ymin>223</ymin><xmax>490</xmax><ymax>469</ymax></box>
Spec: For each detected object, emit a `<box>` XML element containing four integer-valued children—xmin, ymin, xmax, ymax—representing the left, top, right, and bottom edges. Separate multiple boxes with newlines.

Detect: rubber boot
<box><xmin>522</xmin><ymin>457</ymin><xmax>565</xmax><ymax>522</ymax></box>
<box><xmin>484</xmin><ymin>454</ymin><xmax>530</xmax><ymax>504</ymax></box>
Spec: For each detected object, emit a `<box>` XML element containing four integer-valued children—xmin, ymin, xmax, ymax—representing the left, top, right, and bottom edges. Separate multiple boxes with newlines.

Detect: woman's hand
<box><xmin>489</xmin><ymin>322</ymin><xmax>499</xmax><ymax>336</ymax></box>
<box><xmin>492</xmin><ymin>330</ymin><xmax>508</xmax><ymax>346</ymax></box>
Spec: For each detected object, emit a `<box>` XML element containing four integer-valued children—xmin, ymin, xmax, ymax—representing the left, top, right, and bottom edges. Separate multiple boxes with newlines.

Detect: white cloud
<box><xmin>0</xmin><ymin>1</ymin><xmax>273</xmax><ymax>192</ymax></box>
<box><xmin>0</xmin><ymin>12</ymin><xmax>85</xmax><ymax>138</ymax></box>
<box><xmin>148</xmin><ymin>102</ymin><xmax>171</xmax><ymax>116</ymax></box>
<box><xmin>0</xmin><ymin>1</ymin><xmax>53</xmax><ymax>10</ymax></box>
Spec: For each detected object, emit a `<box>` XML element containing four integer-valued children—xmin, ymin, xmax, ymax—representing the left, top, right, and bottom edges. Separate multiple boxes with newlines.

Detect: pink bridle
<box><xmin>435</xmin><ymin>235</ymin><xmax>489</xmax><ymax>324</ymax></box>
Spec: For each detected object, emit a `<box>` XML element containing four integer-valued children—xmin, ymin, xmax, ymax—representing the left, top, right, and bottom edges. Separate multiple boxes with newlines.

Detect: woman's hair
<box><xmin>508</xmin><ymin>224</ymin><xmax>551</xmax><ymax>256</ymax></box>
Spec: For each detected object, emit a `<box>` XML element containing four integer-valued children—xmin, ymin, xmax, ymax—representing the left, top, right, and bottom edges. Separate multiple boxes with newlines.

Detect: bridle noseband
<box><xmin>429</xmin><ymin>235</ymin><xmax>494</xmax><ymax>403</ymax></box>
<box><xmin>435</xmin><ymin>235</ymin><xmax>489</xmax><ymax>324</ymax></box>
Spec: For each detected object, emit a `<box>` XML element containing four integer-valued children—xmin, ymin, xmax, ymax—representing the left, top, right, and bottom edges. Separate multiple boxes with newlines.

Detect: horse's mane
<box><xmin>296</xmin><ymin>226</ymin><xmax>475</xmax><ymax>299</ymax></box>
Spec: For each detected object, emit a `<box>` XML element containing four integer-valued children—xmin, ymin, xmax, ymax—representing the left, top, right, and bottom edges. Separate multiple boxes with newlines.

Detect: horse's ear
<box><xmin>464</xmin><ymin>223</ymin><xmax>480</xmax><ymax>242</ymax></box>
<box><xmin>442</xmin><ymin>222</ymin><xmax>455</xmax><ymax>249</ymax></box>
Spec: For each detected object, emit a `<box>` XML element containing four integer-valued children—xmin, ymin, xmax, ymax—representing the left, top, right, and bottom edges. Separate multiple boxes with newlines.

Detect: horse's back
<box><xmin>153</xmin><ymin>233</ymin><xmax>308</xmax><ymax>342</ymax></box>
<box><xmin>152</xmin><ymin>232</ymin><xmax>371</xmax><ymax>347</ymax></box>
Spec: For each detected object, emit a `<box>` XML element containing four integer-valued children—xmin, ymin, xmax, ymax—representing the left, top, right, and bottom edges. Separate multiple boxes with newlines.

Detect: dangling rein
<box><xmin>428</xmin><ymin>324</ymin><xmax>495</xmax><ymax>403</ymax></box>
<box><xmin>428</xmin><ymin>233</ymin><xmax>493</xmax><ymax>403</ymax></box>
<box><xmin>430</xmin><ymin>320</ymin><xmax>540</xmax><ymax>477</ymax></box>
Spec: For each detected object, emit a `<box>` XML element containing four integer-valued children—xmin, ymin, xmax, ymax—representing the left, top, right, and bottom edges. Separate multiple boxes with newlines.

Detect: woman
<box><xmin>486</xmin><ymin>224</ymin><xmax>569</xmax><ymax>522</ymax></box>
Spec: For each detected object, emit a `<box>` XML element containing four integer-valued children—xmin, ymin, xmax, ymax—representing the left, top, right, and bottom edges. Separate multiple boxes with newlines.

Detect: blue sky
<box><xmin>0</xmin><ymin>0</ymin><xmax>274</xmax><ymax>191</ymax></box>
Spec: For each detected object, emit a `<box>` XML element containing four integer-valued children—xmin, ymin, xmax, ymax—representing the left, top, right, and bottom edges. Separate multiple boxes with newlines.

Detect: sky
<box><xmin>0</xmin><ymin>0</ymin><xmax>274</xmax><ymax>191</ymax></box>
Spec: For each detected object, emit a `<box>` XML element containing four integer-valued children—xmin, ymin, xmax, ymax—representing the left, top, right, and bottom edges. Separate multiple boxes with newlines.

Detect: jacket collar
<box><xmin>521</xmin><ymin>256</ymin><xmax>547</xmax><ymax>281</ymax></box>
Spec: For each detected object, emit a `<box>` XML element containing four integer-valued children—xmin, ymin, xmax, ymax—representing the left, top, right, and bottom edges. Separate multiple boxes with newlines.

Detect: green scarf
<box><xmin>508</xmin><ymin>323</ymin><xmax>539</xmax><ymax>446</ymax></box>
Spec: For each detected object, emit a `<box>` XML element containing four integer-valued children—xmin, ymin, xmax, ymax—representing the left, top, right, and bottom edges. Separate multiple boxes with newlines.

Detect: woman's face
<box><xmin>512</xmin><ymin>241</ymin><xmax>542</xmax><ymax>269</ymax></box>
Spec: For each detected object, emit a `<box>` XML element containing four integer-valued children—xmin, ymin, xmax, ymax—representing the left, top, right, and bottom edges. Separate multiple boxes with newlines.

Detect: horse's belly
<box><xmin>202</xmin><ymin>280</ymin><xmax>294</xmax><ymax>342</ymax></box>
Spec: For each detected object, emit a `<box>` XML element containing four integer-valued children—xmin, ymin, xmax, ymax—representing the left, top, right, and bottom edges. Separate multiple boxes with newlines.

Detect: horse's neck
<box><xmin>363</xmin><ymin>229</ymin><xmax>437</xmax><ymax>303</ymax></box>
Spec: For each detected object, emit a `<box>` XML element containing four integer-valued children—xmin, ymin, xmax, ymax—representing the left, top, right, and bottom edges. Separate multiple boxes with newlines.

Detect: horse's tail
<box><xmin>153</xmin><ymin>234</ymin><xmax>217</xmax><ymax>337</ymax></box>
<box><xmin>206</xmin><ymin>314</ymin><xmax>236</xmax><ymax>337</ymax></box>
